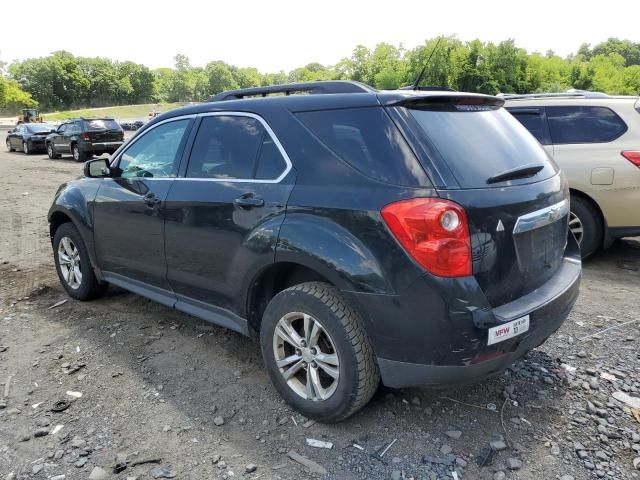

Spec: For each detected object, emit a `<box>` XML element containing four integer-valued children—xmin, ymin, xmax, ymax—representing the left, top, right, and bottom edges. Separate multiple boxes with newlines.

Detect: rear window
<box><xmin>546</xmin><ymin>106</ymin><xmax>627</xmax><ymax>144</ymax></box>
<box><xmin>296</xmin><ymin>107</ymin><xmax>430</xmax><ymax>186</ymax></box>
<box><xmin>408</xmin><ymin>106</ymin><xmax>556</xmax><ymax>188</ymax></box>
<box><xmin>26</xmin><ymin>124</ymin><xmax>54</xmax><ymax>133</ymax></box>
<box><xmin>84</xmin><ymin>119</ymin><xmax>121</xmax><ymax>131</ymax></box>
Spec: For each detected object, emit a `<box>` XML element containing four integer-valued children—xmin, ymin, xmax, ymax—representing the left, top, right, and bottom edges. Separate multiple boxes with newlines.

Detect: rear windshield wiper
<box><xmin>486</xmin><ymin>164</ymin><xmax>544</xmax><ymax>184</ymax></box>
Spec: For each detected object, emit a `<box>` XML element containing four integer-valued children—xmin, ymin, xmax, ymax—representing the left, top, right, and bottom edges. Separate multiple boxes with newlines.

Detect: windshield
<box><xmin>26</xmin><ymin>124</ymin><xmax>55</xmax><ymax>133</ymax></box>
<box><xmin>84</xmin><ymin>119</ymin><xmax>120</xmax><ymax>130</ymax></box>
<box><xmin>407</xmin><ymin>106</ymin><xmax>557</xmax><ymax>188</ymax></box>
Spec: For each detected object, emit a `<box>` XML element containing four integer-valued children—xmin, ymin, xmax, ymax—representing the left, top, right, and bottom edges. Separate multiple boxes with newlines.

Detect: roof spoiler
<box><xmin>384</xmin><ymin>93</ymin><xmax>504</xmax><ymax>109</ymax></box>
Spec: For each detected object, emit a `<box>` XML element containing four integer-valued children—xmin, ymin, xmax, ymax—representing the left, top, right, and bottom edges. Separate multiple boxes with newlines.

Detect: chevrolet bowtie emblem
<box><xmin>496</xmin><ymin>219</ymin><xmax>505</xmax><ymax>232</ymax></box>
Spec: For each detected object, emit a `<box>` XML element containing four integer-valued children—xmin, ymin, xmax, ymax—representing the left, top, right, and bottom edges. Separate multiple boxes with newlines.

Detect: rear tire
<box><xmin>569</xmin><ymin>194</ymin><xmax>602</xmax><ymax>259</ymax></box>
<box><xmin>72</xmin><ymin>144</ymin><xmax>85</xmax><ymax>162</ymax></box>
<box><xmin>53</xmin><ymin>222</ymin><xmax>107</xmax><ymax>300</ymax></box>
<box><xmin>260</xmin><ymin>282</ymin><xmax>379</xmax><ymax>423</ymax></box>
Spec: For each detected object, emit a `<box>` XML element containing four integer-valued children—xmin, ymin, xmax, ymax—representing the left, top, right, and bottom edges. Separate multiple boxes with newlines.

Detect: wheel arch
<box><xmin>569</xmin><ymin>188</ymin><xmax>608</xmax><ymax>247</ymax></box>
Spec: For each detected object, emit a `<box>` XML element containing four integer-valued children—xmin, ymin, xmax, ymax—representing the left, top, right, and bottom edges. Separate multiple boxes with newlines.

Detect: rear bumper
<box><xmin>345</xmin><ymin>234</ymin><xmax>581</xmax><ymax>389</ymax></box>
<box><xmin>82</xmin><ymin>141</ymin><xmax>123</xmax><ymax>152</ymax></box>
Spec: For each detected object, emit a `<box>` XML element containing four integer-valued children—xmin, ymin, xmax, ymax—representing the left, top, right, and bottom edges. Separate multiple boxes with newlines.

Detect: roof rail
<box><xmin>497</xmin><ymin>89</ymin><xmax>609</xmax><ymax>100</ymax></box>
<box><xmin>209</xmin><ymin>80</ymin><xmax>375</xmax><ymax>102</ymax></box>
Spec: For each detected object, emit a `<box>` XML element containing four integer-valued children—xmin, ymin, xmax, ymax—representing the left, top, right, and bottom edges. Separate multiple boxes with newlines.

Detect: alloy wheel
<box><xmin>58</xmin><ymin>236</ymin><xmax>82</xmax><ymax>290</ymax></box>
<box><xmin>569</xmin><ymin>211</ymin><xmax>584</xmax><ymax>245</ymax></box>
<box><xmin>23</xmin><ymin>142</ymin><xmax>29</xmax><ymax>154</ymax></box>
<box><xmin>5</xmin><ymin>139</ymin><xmax>10</xmax><ymax>151</ymax></box>
<box><xmin>73</xmin><ymin>146</ymin><xmax>80</xmax><ymax>161</ymax></box>
<box><xmin>273</xmin><ymin>312</ymin><xmax>339</xmax><ymax>401</ymax></box>
<box><xmin>47</xmin><ymin>144</ymin><xmax>54</xmax><ymax>158</ymax></box>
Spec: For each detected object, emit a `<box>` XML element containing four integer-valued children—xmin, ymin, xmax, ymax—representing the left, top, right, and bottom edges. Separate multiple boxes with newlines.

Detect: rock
<box><xmin>32</xmin><ymin>464</ymin><xmax>44</xmax><ymax>475</ymax></box>
<box><xmin>54</xmin><ymin>449</ymin><xmax>64</xmax><ymax>460</ymax></box>
<box><xmin>506</xmin><ymin>458</ymin><xmax>522</xmax><ymax>470</ymax></box>
<box><xmin>595</xmin><ymin>450</ymin><xmax>608</xmax><ymax>461</ymax></box>
<box><xmin>445</xmin><ymin>430</ymin><xmax>462</xmax><ymax>440</ymax></box>
<box><xmin>550</xmin><ymin>444</ymin><xmax>561</xmax><ymax>455</ymax></box>
<box><xmin>560</xmin><ymin>476</ymin><xmax>575</xmax><ymax>480</ymax></box>
<box><xmin>150</xmin><ymin>466</ymin><xmax>177</xmax><ymax>478</ymax></box>
<box><xmin>490</xmin><ymin>440</ymin><xmax>507</xmax><ymax>451</ymax></box>
<box><xmin>211</xmin><ymin>454</ymin><xmax>221</xmax><ymax>464</ymax></box>
<box><xmin>612</xmin><ymin>391</ymin><xmax>640</xmax><ymax>409</ymax></box>
<box><xmin>70</xmin><ymin>436</ymin><xmax>86</xmax><ymax>449</ymax></box>
<box><xmin>0</xmin><ymin>400</ymin><xmax>6</xmax><ymax>409</ymax></box>
<box><xmin>424</xmin><ymin>407</ymin><xmax>433</xmax><ymax>415</ymax></box>
<box><xmin>6</xmin><ymin>408</ymin><xmax>21</xmax><ymax>415</ymax></box>
<box><xmin>89</xmin><ymin>467</ymin><xmax>109</xmax><ymax>480</ymax></box>
<box><xmin>410</xmin><ymin>396</ymin><xmax>421</xmax><ymax>406</ymax></box>
<box><xmin>75</xmin><ymin>457</ymin><xmax>88</xmax><ymax>468</ymax></box>
<box><xmin>287</xmin><ymin>450</ymin><xmax>327</xmax><ymax>475</ymax></box>
<box><xmin>634</xmin><ymin>457</ymin><xmax>640</xmax><ymax>470</ymax></box>
<box><xmin>18</xmin><ymin>433</ymin><xmax>31</xmax><ymax>442</ymax></box>
<box><xmin>391</xmin><ymin>457</ymin><xmax>402</xmax><ymax>464</ymax></box>
<box><xmin>213</xmin><ymin>416</ymin><xmax>225</xmax><ymax>426</ymax></box>
<box><xmin>245</xmin><ymin>464</ymin><xmax>257</xmax><ymax>473</ymax></box>
<box><xmin>440</xmin><ymin>444</ymin><xmax>452</xmax><ymax>455</ymax></box>
<box><xmin>494</xmin><ymin>472</ymin><xmax>506</xmax><ymax>480</ymax></box>
<box><xmin>584</xmin><ymin>461</ymin><xmax>595</xmax><ymax>470</ymax></box>
<box><xmin>391</xmin><ymin>471</ymin><xmax>402</xmax><ymax>480</ymax></box>
<box><xmin>455</xmin><ymin>457</ymin><xmax>468</xmax><ymax>468</ymax></box>
<box><xmin>577</xmin><ymin>350</ymin><xmax>587</xmax><ymax>358</ymax></box>
<box><xmin>162</xmin><ymin>425</ymin><xmax>171</xmax><ymax>432</ymax></box>
<box><xmin>33</xmin><ymin>428</ymin><xmax>49</xmax><ymax>438</ymax></box>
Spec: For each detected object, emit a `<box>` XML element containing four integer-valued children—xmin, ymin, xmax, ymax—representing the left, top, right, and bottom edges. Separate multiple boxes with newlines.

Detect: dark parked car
<box><xmin>6</xmin><ymin>123</ymin><xmax>56</xmax><ymax>154</ymax></box>
<box><xmin>46</xmin><ymin>118</ymin><xmax>124</xmax><ymax>162</ymax></box>
<box><xmin>48</xmin><ymin>81</ymin><xmax>581</xmax><ymax>422</ymax></box>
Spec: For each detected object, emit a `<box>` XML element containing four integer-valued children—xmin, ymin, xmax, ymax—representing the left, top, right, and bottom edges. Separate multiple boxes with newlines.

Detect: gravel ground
<box><xmin>1</xmin><ymin>141</ymin><xmax>639</xmax><ymax>480</ymax></box>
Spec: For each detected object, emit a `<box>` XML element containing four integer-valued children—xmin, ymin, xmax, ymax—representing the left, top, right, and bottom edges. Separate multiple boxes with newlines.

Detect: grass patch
<box><xmin>43</xmin><ymin>103</ymin><xmax>187</xmax><ymax>121</ymax></box>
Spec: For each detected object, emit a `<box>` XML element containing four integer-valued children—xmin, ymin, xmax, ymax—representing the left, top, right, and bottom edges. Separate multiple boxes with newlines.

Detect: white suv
<box><xmin>504</xmin><ymin>91</ymin><xmax>640</xmax><ymax>257</ymax></box>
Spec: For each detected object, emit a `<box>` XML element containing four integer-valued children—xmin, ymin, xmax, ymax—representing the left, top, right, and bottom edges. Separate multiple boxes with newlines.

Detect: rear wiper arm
<box><xmin>486</xmin><ymin>164</ymin><xmax>544</xmax><ymax>184</ymax></box>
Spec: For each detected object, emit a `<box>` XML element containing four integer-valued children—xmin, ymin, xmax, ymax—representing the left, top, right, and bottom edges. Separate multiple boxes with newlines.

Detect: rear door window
<box><xmin>407</xmin><ymin>106</ymin><xmax>557</xmax><ymax>189</ymax></box>
<box><xmin>507</xmin><ymin>108</ymin><xmax>551</xmax><ymax>145</ymax></box>
<box><xmin>296</xmin><ymin>107</ymin><xmax>429</xmax><ymax>186</ymax></box>
<box><xmin>187</xmin><ymin>115</ymin><xmax>288</xmax><ymax>180</ymax></box>
<box><xmin>546</xmin><ymin>106</ymin><xmax>627</xmax><ymax>144</ymax></box>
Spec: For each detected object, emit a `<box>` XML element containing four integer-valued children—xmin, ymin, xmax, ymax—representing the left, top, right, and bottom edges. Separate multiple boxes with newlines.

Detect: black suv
<box><xmin>48</xmin><ymin>81</ymin><xmax>581</xmax><ymax>422</ymax></box>
<box><xmin>46</xmin><ymin>118</ymin><xmax>124</xmax><ymax>162</ymax></box>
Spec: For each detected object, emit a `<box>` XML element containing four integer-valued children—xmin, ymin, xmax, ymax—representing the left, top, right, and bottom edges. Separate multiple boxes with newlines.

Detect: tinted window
<box><xmin>119</xmin><ymin>119</ymin><xmax>189</xmax><ymax>178</ymax></box>
<box><xmin>546</xmin><ymin>106</ymin><xmax>627</xmax><ymax>144</ymax></box>
<box><xmin>408</xmin><ymin>107</ymin><xmax>556</xmax><ymax>188</ymax></box>
<box><xmin>508</xmin><ymin>109</ymin><xmax>550</xmax><ymax>144</ymax></box>
<box><xmin>187</xmin><ymin>115</ymin><xmax>286</xmax><ymax>180</ymax></box>
<box><xmin>296</xmin><ymin>107</ymin><xmax>429</xmax><ymax>186</ymax></box>
<box><xmin>84</xmin><ymin>119</ymin><xmax>121</xmax><ymax>131</ymax></box>
<box><xmin>255</xmin><ymin>137</ymin><xmax>287</xmax><ymax>179</ymax></box>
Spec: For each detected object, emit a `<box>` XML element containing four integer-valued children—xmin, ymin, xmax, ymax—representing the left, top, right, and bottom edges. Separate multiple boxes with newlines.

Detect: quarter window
<box><xmin>186</xmin><ymin>115</ymin><xmax>287</xmax><ymax>180</ymax></box>
<box><xmin>546</xmin><ymin>106</ymin><xmax>627</xmax><ymax>144</ymax></box>
<box><xmin>508</xmin><ymin>109</ymin><xmax>550</xmax><ymax>145</ymax></box>
<box><xmin>118</xmin><ymin>119</ymin><xmax>190</xmax><ymax>178</ymax></box>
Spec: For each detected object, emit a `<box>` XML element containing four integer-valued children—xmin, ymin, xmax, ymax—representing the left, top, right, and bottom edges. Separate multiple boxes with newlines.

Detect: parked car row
<box><xmin>6</xmin><ymin>117</ymin><xmax>125</xmax><ymax>162</ymax></box>
<box><xmin>119</xmin><ymin>120</ymin><xmax>145</xmax><ymax>131</ymax></box>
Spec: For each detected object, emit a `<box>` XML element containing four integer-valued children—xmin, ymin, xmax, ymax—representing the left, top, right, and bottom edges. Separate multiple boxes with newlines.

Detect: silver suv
<box><xmin>504</xmin><ymin>91</ymin><xmax>640</xmax><ymax>257</ymax></box>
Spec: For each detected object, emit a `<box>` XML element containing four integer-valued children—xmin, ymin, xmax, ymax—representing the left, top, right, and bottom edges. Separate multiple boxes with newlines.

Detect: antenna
<box><xmin>412</xmin><ymin>37</ymin><xmax>443</xmax><ymax>90</ymax></box>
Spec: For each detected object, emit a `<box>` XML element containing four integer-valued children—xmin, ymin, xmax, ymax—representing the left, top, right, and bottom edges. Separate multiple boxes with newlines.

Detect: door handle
<box><xmin>234</xmin><ymin>194</ymin><xmax>264</xmax><ymax>209</ymax></box>
<box><xmin>143</xmin><ymin>192</ymin><xmax>161</xmax><ymax>206</ymax></box>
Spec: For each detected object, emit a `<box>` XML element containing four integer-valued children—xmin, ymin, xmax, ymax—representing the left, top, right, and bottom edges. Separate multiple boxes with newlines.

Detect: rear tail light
<box><xmin>82</xmin><ymin>132</ymin><xmax>90</xmax><ymax>141</ymax></box>
<box><xmin>381</xmin><ymin>198</ymin><xmax>472</xmax><ymax>277</ymax></box>
<box><xmin>621</xmin><ymin>151</ymin><xmax>640</xmax><ymax>167</ymax></box>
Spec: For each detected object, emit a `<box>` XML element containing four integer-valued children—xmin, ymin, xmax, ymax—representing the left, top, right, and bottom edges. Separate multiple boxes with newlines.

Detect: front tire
<box><xmin>6</xmin><ymin>139</ymin><xmax>14</xmax><ymax>152</ymax></box>
<box><xmin>47</xmin><ymin>143</ymin><xmax>60</xmax><ymax>159</ymax></box>
<box><xmin>53</xmin><ymin>223</ymin><xmax>107</xmax><ymax>300</ymax></box>
<box><xmin>569</xmin><ymin>194</ymin><xmax>602</xmax><ymax>259</ymax></box>
<box><xmin>22</xmin><ymin>141</ymin><xmax>30</xmax><ymax>155</ymax></box>
<box><xmin>260</xmin><ymin>282</ymin><xmax>379</xmax><ymax>423</ymax></box>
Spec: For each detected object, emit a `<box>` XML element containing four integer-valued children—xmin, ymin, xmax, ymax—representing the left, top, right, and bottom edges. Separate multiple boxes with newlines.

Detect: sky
<box><xmin>1</xmin><ymin>0</ymin><xmax>638</xmax><ymax>72</ymax></box>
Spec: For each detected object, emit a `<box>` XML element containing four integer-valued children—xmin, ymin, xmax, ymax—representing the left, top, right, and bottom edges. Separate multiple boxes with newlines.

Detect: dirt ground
<box><xmin>1</xmin><ymin>139</ymin><xmax>639</xmax><ymax>480</ymax></box>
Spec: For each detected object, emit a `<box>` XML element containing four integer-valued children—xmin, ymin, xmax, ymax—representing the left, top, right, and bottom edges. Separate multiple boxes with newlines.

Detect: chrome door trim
<box><xmin>513</xmin><ymin>199</ymin><xmax>569</xmax><ymax>234</ymax></box>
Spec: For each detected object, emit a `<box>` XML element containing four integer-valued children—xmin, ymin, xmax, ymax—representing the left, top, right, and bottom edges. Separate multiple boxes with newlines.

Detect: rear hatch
<box><xmin>83</xmin><ymin>119</ymin><xmax>123</xmax><ymax>142</ymax></box>
<box><xmin>389</xmin><ymin>95</ymin><xmax>569</xmax><ymax>307</ymax></box>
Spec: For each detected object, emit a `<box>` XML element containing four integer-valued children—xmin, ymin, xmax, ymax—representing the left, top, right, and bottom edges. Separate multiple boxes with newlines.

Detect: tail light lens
<box><xmin>381</xmin><ymin>198</ymin><xmax>472</xmax><ymax>277</ymax></box>
<box><xmin>621</xmin><ymin>151</ymin><xmax>640</xmax><ymax>167</ymax></box>
<box><xmin>82</xmin><ymin>132</ymin><xmax>90</xmax><ymax>141</ymax></box>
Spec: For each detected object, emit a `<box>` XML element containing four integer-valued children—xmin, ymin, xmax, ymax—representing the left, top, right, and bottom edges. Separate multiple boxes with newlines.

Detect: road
<box><xmin>1</xmin><ymin>140</ymin><xmax>639</xmax><ymax>480</ymax></box>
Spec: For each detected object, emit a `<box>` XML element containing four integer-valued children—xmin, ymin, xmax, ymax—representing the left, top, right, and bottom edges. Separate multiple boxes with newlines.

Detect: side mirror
<box><xmin>84</xmin><ymin>158</ymin><xmax>111</xmax><ymax>178</ymax></box>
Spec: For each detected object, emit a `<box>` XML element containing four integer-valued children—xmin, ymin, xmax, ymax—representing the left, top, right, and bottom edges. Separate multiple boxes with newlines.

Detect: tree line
<box><xmin>2</xmin><ymin>37</ymin><xmax>640</xmax><ymax>115</ymax></box>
